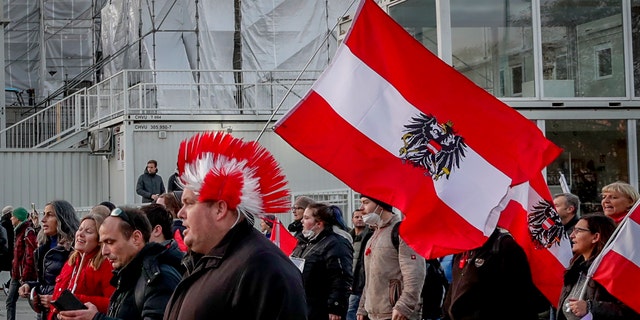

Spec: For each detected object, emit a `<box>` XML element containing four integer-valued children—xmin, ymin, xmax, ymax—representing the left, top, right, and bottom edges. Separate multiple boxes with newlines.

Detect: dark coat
<box><xmin>166</xmin><ymin>173</ymin><xmax>182</xmax><ymax>192</ymax></box>
<box><xmin>442</xmin><ymin>229</ymin><xmax>543</xmax><ymax>320</ymax></box>
<box><xmin>94</xmin><ymin>242</ymin><xmax>182</xmax><ymax>320</ymax></box>
<box><xmin>557</xmin><ymin>256</ymin><xmax>640</xmax><ymax>320</ymax></box>
<box><xmin>349</xmin><ymin>227</ymin><xmax>372</xmax><ymax>295</ymax></box>
<box><xmin>32</xmin><ymin>239</ymin><xmax>72</xmax><ymax>295</ymax></box>
<box><xmin>136</xmin><ymin>170</ymin><xmax>165</xmax><ymax>203</ymax></box>
<box><xmin>291</xmin><ymin>228</ymin><xmax>353</xmax><ymax>320</ymax></box>
<box><xmin>0</xmin><ymin>213</ymin><xmax>14</xmax><ymax>271</ymax></box>
<box><xmin>163</xmin><ymin>219</ymin><xmax>307</xmax><ymax>320</ymax></box>
<box><xmin>288</xmin><ymin>220</ymin><xmax>303</xmax><ymax>238</ymax></box>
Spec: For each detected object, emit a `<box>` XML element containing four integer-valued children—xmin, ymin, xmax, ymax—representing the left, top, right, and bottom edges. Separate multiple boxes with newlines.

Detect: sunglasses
<box><xmin>110</xmin><ymin>208</ymin><xmax>136</xmax><ymax>229</ymax></box>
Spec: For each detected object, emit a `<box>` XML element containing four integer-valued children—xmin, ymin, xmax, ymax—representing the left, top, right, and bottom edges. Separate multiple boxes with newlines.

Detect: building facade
<box><xmin>383</xmin><ymin>0</ymin><xmax>640</xmax><ymax>213</ymax></box>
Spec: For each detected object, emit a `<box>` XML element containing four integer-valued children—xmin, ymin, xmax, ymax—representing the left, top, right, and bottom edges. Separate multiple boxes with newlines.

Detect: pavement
<box><xmin>0</xmin><ymin>271</ymin><xmax>39</xmax><ymax>320</ymax></box>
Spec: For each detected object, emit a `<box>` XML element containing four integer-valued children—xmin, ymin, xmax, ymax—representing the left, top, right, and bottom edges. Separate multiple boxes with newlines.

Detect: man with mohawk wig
<box><xmin>164</xmin><ymin>132</ymin><xmax>307</xmax><ymax>320</ymax></box>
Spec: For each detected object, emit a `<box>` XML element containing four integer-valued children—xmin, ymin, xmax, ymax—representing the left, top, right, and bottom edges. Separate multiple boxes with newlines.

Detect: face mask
<box><xmin>362</xmin><ymin>213</ymin><xmax>381</xmax><ymax>226</ymax></box>
<box><xmin>302</xmin><ymin>223</ymin><xmax>320</xmax><ymax>239</ymax></box>
<box><xmin>302</xmin><ymin>229</ymin><xmax>315</xmax><ymax>239</ymax></box>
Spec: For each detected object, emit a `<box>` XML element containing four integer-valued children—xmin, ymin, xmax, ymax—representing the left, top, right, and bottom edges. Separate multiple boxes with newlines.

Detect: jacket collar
<box><xmin>112</xmin><ymin>242</ymin><xmax>166</xmax><ymax>287</ymax></box>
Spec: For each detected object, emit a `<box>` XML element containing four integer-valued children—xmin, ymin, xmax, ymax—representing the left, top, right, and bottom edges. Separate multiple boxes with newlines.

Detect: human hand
<box><xmin>40</xmin><ymin>294</ymin><xmax>52</xmax><ymax>308</ymax></box>
<box><xmin>329</xmin><ymin>314</ymin><xmax>341</xmax><ymax>320</ymax></box>
<box><xmin>567</xmin><ymin>298</ymin><xmax>588</xmax><ymax>318</ymax></box>
<box><xmin>152</xmin><ymin>194</ymin><xmax>159</xmax><ymax>200</ymax></box>
<box><xmin>391</xmin><ymin>308</ymin><xmax>407</xmax><ymax>320</ymax></box>
<box><xmin>57</xmin><ymin>302</ymin><xmax>98</xmax><ymax>320</ymax></box>
<box><xmin>18</xmin><ymin>284</ymin><xmax>30</xmax><ymax>297</ymax></box>
<box><xmin>356</xmin><ymin>315</ymin><xmax>364</xmax><ymax>320</ymax></box>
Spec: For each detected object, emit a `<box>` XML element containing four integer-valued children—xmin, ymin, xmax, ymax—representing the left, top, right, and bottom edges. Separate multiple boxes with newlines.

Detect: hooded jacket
<box><xmin>136</xmin><ymin>168</ymin><xmax>165</xmax><ymax>203</ymax></box>
<box><xmin>94</xmin><ymin>242</ymin><xmax>182</xmax><ymax>320</ymax></box>
<box><xmin>164</xmin><ymin>219</ymin><xmax>308</xmax><ymax>320</ymax></box>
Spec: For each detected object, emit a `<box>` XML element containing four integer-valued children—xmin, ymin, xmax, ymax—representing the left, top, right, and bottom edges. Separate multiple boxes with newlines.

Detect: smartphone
<box><xmin>51</xmin><ymin>289</ymin><xmax>87</xmax><ymax>311</ymax></box>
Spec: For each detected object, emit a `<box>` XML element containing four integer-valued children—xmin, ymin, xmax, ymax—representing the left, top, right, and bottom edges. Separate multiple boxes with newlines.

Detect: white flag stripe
<box><xmin>312</xmin><ymin>45</ymin><xmax>510</xmax><ymax>233</ymax></box>
<box><xmin>610</xmin><ymin>218</ymin><xmax>640</xmax><ymax>268</ymax></box>
<box><xmin>508</xmin><ymin>181</ymin><xmax>572</xmax><ymax>267</ymax></box>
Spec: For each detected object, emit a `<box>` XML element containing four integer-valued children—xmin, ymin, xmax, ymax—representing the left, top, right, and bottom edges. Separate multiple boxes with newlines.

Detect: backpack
<box><xmin>391</xmin><ymin>221</ymin><xmax>448</xmax><ymax>319</ymax></box>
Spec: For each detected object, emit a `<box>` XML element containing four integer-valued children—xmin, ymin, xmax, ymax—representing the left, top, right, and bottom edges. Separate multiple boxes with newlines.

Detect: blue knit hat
<box><xmin>12</xmin><ymin>207</ymin><xmax>28</xmax><ymax>222</ymax></box>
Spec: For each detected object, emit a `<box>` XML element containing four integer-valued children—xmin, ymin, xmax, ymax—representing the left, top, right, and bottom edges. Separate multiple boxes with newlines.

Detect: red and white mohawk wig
<box><xmin>177</xmin><ymin>132</ymin><xmax>290</xmax><ymax>221</ymax></box>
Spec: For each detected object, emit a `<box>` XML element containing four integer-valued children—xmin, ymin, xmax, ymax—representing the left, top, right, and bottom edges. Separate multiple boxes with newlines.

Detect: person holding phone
<box><xmin>19</xmin><ymin>200</ymin><xmax>80</xmax><ymax>320</ymax></box>
<box><xmin>48</xmin><ymin>213</ymin><xmax>114</xmax><ymax>319</ymax></box>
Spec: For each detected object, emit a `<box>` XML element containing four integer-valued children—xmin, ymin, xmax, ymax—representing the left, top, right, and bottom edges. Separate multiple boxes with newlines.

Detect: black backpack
<box><xmin>391</xmin><ymin>221</ymin><xmax>448</xmax><ymax>320</ymax></box>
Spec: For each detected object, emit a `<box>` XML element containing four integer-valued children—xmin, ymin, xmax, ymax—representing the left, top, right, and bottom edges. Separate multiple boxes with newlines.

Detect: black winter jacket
<box><xmin>291</xmin><ymin>228</ymin><xmax>354</xmax><ymax>320</ymax></box>
<box><xmin>93</xmin><ymin>242</ymin><xmax>181</xmax><ymax>320</ymax></box>
<box><xmin>164</xmin><ymin>219</ymin><xmax>307</xmax><ymax>320</ymax></box>
<box><xmin>32</xmin><ymin>239</ymin><xmax>72</xmax><ymax>295</ymax></box>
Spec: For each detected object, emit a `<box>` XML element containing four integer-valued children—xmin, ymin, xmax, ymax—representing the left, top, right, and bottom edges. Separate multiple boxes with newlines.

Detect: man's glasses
<box><xmin>110</xmin><ymin>208</ymin><xmax>135</xmax><ymax>229</ymax></box>
<box><xmin>292</xmin><ymin>206</ymin><xmax>305</xmax><ymax>211</ymax></box>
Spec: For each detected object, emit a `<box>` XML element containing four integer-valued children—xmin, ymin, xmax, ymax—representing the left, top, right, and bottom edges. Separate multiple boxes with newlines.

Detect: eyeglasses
<box><xmin>110</xmin><ymin>208</ymin><xmax>135</xmax><ymax>229</ymax></box>
<box><xmin>292</xmin><ymin>206</ymin><xmax>305</xmax><ymax>211</ymax></box>
<box><xmin>573</xmin><ymin>227</ymin><xmax>591</xmax><ymax>234</ymax></box>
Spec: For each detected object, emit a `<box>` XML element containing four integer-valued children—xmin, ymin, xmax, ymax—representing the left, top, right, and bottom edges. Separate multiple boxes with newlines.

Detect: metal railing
<box><xmin>0</xmin><ymin>69</ymin><xmax>322</xmax><ymax>148</ymax></box>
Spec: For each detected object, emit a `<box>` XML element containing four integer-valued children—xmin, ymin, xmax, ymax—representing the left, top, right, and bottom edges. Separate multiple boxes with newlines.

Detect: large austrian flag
<box><xmin>589</xmin><ymin>202</ymin><xmax>640</xmax><ymax>313</ymax></box>
<box><xmin>274</xmin><ymin>0</ymin><xmax>561</xmax><ymax>258</ymax></box>
<box><xmin>498</xmin><ymin>174</ymin><xmax>573</xmax><ymax>304</ymax></box>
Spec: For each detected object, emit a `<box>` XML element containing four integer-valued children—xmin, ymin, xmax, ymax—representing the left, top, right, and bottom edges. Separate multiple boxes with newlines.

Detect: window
<box><xmin>595</xmin><ymin>44</ymin><xmax>613</xmax><ymax>79</ymax></box>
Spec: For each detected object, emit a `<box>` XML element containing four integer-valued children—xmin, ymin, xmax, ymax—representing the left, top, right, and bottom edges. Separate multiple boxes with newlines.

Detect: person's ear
<box><xmin>152</xmin><ymin>225</ymin><xmax>162</xmax><ymax>237</ymax></box>
<box><xmin>132</xmin><ymin>229</ymin><xmax>145</xmax><ymax>246</ymax></box>
<box><xmin>592</xmin><ymin>232</ymin><xmax>601</xmax><ymax>244</ymax></box>
<box><xmin>213</xmin><ymin>200</ymin><xmax>229</xmax><ymax>221</ymax></box>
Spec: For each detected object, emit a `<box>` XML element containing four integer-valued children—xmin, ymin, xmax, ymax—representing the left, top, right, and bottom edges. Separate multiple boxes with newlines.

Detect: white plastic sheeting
<box><xmin>98</xmin><ymin>0</ymin><xmax>356</xmax><ymax>111</ymax></box>
<box><xmin>4</xmin><ymin>0</ymin><xmax>101</xmax><ymax>102</ymax></box>
<box><xmin>4</xmin><ymin>0</ymin><xmax>357</xmax><ymax>110</ymax></box>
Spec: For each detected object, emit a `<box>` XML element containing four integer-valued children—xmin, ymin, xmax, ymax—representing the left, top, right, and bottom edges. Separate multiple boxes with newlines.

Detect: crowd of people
<box><xmin>0</xmin><ymin>131</ymin><xmax>639</xmax><ymax>320</ymax></box>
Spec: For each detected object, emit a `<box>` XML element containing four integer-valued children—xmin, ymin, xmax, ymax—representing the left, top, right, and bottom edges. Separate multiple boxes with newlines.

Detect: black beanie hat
<box><xmin>361</xmin><ymin>194</ymin><xmax>393</xmax><ymax>212</ymax></box>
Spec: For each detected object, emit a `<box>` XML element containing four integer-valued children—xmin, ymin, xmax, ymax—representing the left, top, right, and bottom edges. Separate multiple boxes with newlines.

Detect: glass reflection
<box><xmin>540</xmin><ymin>0</ymin><xmax>624</xmax><ymax>97</ymax></box>
<box><xmin>450</xmin><ymin>0</ymin><xmax>533</xmax><ymax>97</ymax></box>
<box><xmin>546</xmin><ymin>120</ymin><xmax>628</xmax><ymax>214</ymax></box>
<box><xmin>388</xmin><ymin>0</ymin><xmax>438</xmax><ymax>54</ymax></box>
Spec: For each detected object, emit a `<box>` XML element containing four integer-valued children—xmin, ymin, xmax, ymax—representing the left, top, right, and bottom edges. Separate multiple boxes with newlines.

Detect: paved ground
<box><xmin>0</xmin><ymin>272</ymin><xmax>38</xmax><ymax>320</ymax></box>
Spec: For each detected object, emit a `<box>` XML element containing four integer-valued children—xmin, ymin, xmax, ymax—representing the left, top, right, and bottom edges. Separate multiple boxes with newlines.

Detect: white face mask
<box><xmin>301</xmin><ymin>229</ymin><xmax>315</xmax><ymax>239</ymax></box>
<box><xmin>362</xmin><ymin>205</ymin><xmax>381</xmax><ymax>226</ymax></box>
<box><xmin>302</xmin><ymin>224</ymin><xmax>319</xmax><ymax>239</ymax></box>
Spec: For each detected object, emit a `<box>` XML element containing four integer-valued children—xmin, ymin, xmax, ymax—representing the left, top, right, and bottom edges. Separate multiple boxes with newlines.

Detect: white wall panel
<box><xmin>0</xmin><ymin>151</ymin><xmax>109</xmax><ymax>210</ymax></box>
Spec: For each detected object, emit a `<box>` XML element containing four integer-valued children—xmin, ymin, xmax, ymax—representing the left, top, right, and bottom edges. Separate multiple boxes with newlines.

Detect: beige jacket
<box><xmin>357</xmin><ymin>214</ymin><xmax>426</xmax><ymax>320</ymax></box>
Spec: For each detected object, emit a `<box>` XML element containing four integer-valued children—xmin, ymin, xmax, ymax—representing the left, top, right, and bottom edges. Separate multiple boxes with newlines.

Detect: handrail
<box><xmin>0</xmin><ymin>69</ymin><xmax>322</xmax><ymax>149</ymax></box>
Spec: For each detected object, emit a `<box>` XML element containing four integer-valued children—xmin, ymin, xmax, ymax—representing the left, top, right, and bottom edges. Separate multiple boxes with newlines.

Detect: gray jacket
<box><xmin>136</xmin><ymin>169</ymin><xmax>165</xmax><ymax>203</ymax></box>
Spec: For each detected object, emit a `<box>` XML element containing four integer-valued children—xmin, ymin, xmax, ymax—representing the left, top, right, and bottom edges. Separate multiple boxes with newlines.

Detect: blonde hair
<box><xmin>602</xmin><ymin>181</ymin><xmax>640</xmax><ymax>204</ymax></box>
<box><xmin>68</xmin><ymin>213</ymin><xmax>107</xmax><ymax>270</ymax></box>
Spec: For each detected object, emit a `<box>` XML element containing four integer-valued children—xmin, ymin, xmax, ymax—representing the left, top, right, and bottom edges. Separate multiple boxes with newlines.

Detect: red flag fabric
<box><xmin>497</xmin><ymin>174</ymin><xmax>573</xmax><ymax>304</ymax></box>
<box><xmin>270</xmin><ymin>219</ymin><xmax>297</xmax><ymax>256</ymax></box>
<box><xmin>590</xmin><ymin>203</ymin><xmax>640</xmax><ymax>313</ymax></box>
<box><xmin>274</xmin><ymin>0</ymin><xmax>561</xmax><ymax>258</ymax></box>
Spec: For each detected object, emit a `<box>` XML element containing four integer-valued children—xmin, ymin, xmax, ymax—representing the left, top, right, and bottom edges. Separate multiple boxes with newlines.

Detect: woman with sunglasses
<box><xmin>19</xmin><ymin>200</ymin><xmax>80</xmax><ymax>319</ymax></box>
<box><xmin>48</xmin><ymin>213</ymin><xmax>114</xmax><ymax>319</ymax></box>
<box><xmin>558</xmin><ymin>214</ymin><xmax>639</xmax><ymax>319</ymax></box>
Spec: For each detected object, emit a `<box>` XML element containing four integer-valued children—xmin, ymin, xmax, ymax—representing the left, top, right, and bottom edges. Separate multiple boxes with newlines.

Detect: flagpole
<box><xmin>255</xmin><ymin>0</ymin><xmax>359</xmax><ymax>142</ymax></box>
<box><xmin>576</xmin><ymin>200</ymin><xmax>640</xmax><ymax>298</ymax></box>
